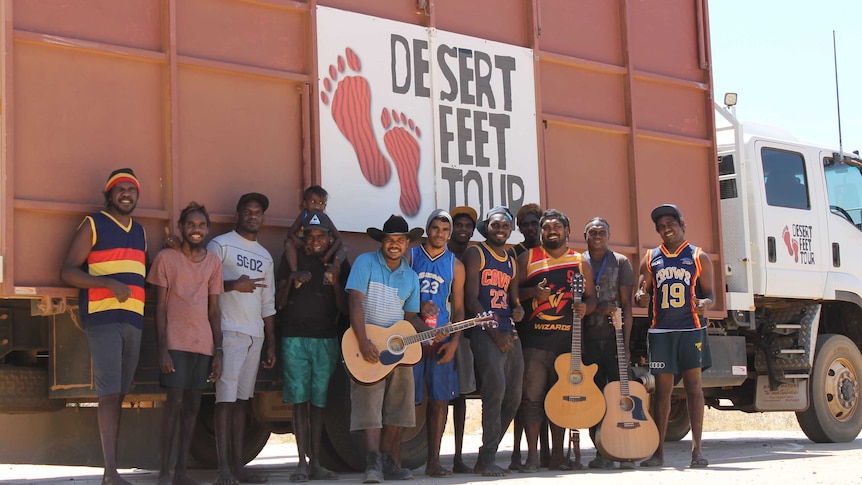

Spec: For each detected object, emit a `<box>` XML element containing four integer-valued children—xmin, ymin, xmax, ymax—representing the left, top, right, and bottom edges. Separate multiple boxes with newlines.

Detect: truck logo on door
<box><xmin>781</xmin><ymin>224</ymin><xmax>815</xmax><ymax>265</ymax></box>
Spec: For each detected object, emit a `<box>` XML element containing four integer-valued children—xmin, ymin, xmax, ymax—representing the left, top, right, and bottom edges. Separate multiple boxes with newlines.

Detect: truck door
<box><xmin>823</xmin><ymin>152</ymin><xmax>862</xmax><ymax>293</ymax></box>
<box><xmin>758</xmin><ymin>142</ymin><xmax>826</xmax><ymax>297</ymax></box>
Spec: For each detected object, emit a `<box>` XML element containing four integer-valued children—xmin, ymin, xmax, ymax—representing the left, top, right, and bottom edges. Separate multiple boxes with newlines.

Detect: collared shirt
<box><xmin>346</xmin><ymin>250</ymin><xmax>420</xmax><ymax>327</ymax></box>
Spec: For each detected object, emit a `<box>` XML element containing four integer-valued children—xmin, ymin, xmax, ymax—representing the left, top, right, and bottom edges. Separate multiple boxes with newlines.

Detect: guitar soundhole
<box><xmin>619</xmin><ymin>396</ymin><xmax>634</xmax><ymax>412</ymax></box>
<box><xmin>387</xmin><ymin>336</ymin><xmax>405</xmax><ymax>354</ymax></box>
<box><xmin>568</xmin><ymin>371</ymin><xmax>583</xmax><ymax>385</ymax></box>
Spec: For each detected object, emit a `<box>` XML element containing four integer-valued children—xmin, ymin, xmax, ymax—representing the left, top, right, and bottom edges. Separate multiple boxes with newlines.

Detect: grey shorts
<box><xmin>216</xmin><ymin>331</ymin><xmax>263</xmax><ymax>403</ymax></box>
<box><xmin>455</xmin><ymin>336</ymin><xmax>476</xmax><ymax>394</ymax></box>
<box><xmin>85</xmin><ymin>321</ymin><xmax>142</xmax><ymax>397</ymax></box>
<box><xmin>160</xmin><ymin>350</ymin><xmax>212</xmax><ymax>391</ymax></box>
<box><xmin>349</xmin><ymin>366</ymin><xmax>415</xmax><ymax>431</ymax></box>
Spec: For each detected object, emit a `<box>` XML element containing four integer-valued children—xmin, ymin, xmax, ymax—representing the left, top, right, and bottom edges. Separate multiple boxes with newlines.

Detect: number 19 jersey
<box><xmin>646</xmin><ymin>242</ymin><xmax>704</xmax><ymax>330</ymax></box>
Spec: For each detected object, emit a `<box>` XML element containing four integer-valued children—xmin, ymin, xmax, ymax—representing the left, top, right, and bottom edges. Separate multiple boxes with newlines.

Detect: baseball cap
<box><xmin>304</xmin><ymin>210</ymin><xmax>332</xmax><ymax>232</ymax></box>
<box><xmin>236</xmin><ymin>192</ymin><xmax>269</xmax><ymax>212</ymax></box>
<box><xmin>425</xmin><ymin>209</ymin><xmax>453</xmax><ymax>232</ymax></box>
<box><xmin>450</xmin><ymin>206</ymin><xmax>478</xmax><ymax>226</ymax></box>
<box><xmin>650</xmin><ymin>204</ymin><xmax>682</xmax><ymax>223</ymax></box>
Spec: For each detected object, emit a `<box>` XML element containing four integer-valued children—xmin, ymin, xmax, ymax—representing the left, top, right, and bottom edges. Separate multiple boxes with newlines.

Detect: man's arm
<box><xmin>462</xmin><ymin>246</ymin><xmax>483</xmax><ymax>317</ymax></box>
<box><xmin>333</xmin><ymin>260</ymin><xmax>350</xmax><ymax>314</ymax></box>
<box><xmin>618</xmin><ymin>256</ymin><xmax>635</xmax><ymax>363</ymax></box>
<box><xmin>154</xmin><ymin>285</ymin><xmax>173</xmax><ymax>374</ymax></box>
<box><xmin>261</xmin><ymin>315</ymin><xmax>276</xmax><ymax>368</ymax></box>
<box><xmin>348</xmin><ymin>289</ymin><xmax>378</xmax><ymax>363</ymax></box>
<box><xmin>635</xmin><ymin>251</ymin><xmax>652</xmax><ymax>307</ymax></box>
<box><xmin>61</xmin><ymin>218</ymin><xmax>131</xmax><ymax>300</ymax></box>
<box><xmin>208</xmin><ymin>294</ymin><xmax>223</xmax><ymax>381</ymax></box>
<box><xmin>695</xmin><ymin>251</ymin><xmax>716</xmax><ymax>315</ymax></box>
<box><xmin>261</xmin><ymin>258</ymin><xmax>277</xmax><ymax>369</ymax></box>
<box><xmin>436</xmin><ymin>258</ymin><xmax>466</xmax><ymax>364</ymax></box>
<box><xmin>578</xmin><ymin>258</ymin><xmax>597</xmax><ymax>317</ymax></box>
<box><xmin>508</xmin><ymin>256</ymin><xmax>523</xmax><ymax>323</ymax></box>
<box><xmin>517</xmin><ymin>250</ymin><xmax>550</xmax><ymax>302</ymax></box>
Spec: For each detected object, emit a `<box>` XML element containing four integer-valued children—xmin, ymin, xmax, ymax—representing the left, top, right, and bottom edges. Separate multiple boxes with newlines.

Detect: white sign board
<box><xmin>317</xmin><ymin>6</ymin><xmax>540</xmax><ymax>237</ymax></box>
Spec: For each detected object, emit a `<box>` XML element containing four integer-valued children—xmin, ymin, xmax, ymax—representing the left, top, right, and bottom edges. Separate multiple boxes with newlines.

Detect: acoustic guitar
<box><xmin>595</xmin><ymin>308</ymin><xmax>659</xmax><ymax>462</ymax></box>
<box><xmin>342</xmin><ymin>313</ymin><xmax>496</xmax><ymax>384</ymax></box>
<box><xmin>544</xmin><ymin>273</ymin><xmax>606</xmax><ymax>429</ymax></box>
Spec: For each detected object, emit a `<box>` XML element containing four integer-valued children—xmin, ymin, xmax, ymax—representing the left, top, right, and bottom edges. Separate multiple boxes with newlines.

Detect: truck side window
<box><xmin>762</xmin><ymin>148</ymin><xmax>809</xmax><ymax>210</ymax></box>
<box><xmin>825</xmin><ymin>160</ymin><xmax>862</xmax><ymax>229</ymax></box>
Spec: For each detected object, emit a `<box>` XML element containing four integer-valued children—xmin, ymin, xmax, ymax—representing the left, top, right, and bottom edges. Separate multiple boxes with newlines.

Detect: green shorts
<box><xmin>647</xmin><ymin>328</ymin><xmax>712</xmax><ymax>375</ymax></box>
<box><xmin>281</xmin><ymin>337</ymin><xmax>338</xmax><ymax>408</ymax></box>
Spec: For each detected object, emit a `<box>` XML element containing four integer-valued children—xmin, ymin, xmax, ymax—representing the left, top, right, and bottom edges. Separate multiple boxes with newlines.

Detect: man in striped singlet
<box><xmin>463</xmin><ymin>206</ymin><xmax>524</xmax><ymax>477</ymax></box>
<box><xmin>636</xmin><ymin>204</ymin><xmax>714</xmax><ymax>469</ymax></box>
<box><xmin>517</xmin><ymin>209</ymin><xmax>595</xmax><ymax>471</ymax></box>
<box><xmin>62</xmin><ymin>168</ymin><xmax>147</xmax><ymax>485</ymax></box>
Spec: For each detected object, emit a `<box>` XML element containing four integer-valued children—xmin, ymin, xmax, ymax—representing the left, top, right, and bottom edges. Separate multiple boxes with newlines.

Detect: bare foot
<box><xmin>474</xmin><ymin>462</ymin><xmax>509</xmax><ymax>477</ymax></box>
<box><xmin>309</xmin><ymin>465</ymin><xmax>338</xmax><ymax>480</ymax></box>
<box><xmin>452</xmin><ymin>459</ymin><xmax>472</xmax><ymax>474</ymax></box>
<box><xmin>102</xmin><ymin>472</ymin><xmax>134</xmax><ymax>485</ymax></box>
<box><xmin>425</xmin><ymin>465</ymin><xmax>453</xmax><ymax>477</ymax></box>
<box><xmin>213</xmin><ymin>471</ymin><xmax>239</xmax><ymax>485</ymax></box>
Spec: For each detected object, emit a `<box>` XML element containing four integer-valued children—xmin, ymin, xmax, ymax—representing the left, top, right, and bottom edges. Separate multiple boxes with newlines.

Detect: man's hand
<box><xmin>534</xmin><ymin>278</ymin><xmax>551</xmax><ymax>302</ymax></box>
<box><xmin>158</xmin><ymin>349</ymin><xmax>175</xmax><ymax>374</ymax></box>
<box><xmin>232</xmin><ymin>274</ymin><xmax>267</xmax><ymax>293</ymax></box>
<box><xmin>208</xmin><ymin>353</ymin><xmax>223</xmax><ymax>382</ymax></box>
<box><xmin>261</xmin><ymin>344</ymin><xmax>276</xmax><ymax>369</ymax></box>
<box><xmin>635</xmin><ymin>288</ymin><xmax>650</xmax><ymax>307</ymax></box>
<box><xmin>511</xmin><ymin>305</ymin><xmax>525</xmax><ymax>323</ymax></box>
<box><xmin>107</xmin><ymin>279</ymin><xmax>132</xmax><ymax>303</ymax></box>
<box><xmin>290</xmin><ymin>270</ymin><xmax>312</xmax><ymax>288</ymax></box>
<box><xmin>430</xmin><ymin>327</ymin><xmax>450</xmax><ymax>344</ymax></box>
<box><xmin>694</xmin><ymin>298</ymin><xmax>712</xmax><ymax>316</ymax></box>
<box><xmin>573</xmin><ymin>301</ymin><xmax>587</xmax><ymax>319</ymax></box>
<box><xmin>163</xmin><ymin>226</ymin><xmax>181</xmax><ymax>250</ymax></box>
<box><xmin>488</xmin><ymin>329</ymin><xmax>514</xmax><ymax>353</ymax></box>
<box><xmin>420</xmin><ymin>300</ymin><xmax>440</xmax><ymax>317</ymax></box>
<box><xmin>359</xmin><ymin>338</ymin><xmax>380</xmax><ymax>363</ymax></box>
<box><xmin>436</xmin><ymin>339</ymin><xmax>458</xmax><ymax>364</ymax></box>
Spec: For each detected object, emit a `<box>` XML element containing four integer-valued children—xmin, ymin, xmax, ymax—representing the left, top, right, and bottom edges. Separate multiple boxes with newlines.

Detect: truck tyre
<box><xmin>323</xmin><ymin>363</ymin><xmax>428</xmax><ymax>471</ymax></box>
<box><xmin>796</xmin><ymin>334</ymin><xmax>862</xmax><ymax>443</ymax></box>
<box><xmin>189</xmin><ymin>396</ymin><xmax>272</xmax><ymax>468</ymax></box>
<box><xmin>664</xmin><ymin>396</ymin><xmax>691</xmax><ymax>442</ymax></box>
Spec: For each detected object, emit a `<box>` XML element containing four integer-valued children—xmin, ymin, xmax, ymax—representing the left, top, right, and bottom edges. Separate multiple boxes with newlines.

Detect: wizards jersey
<box><xmin>519</xmin><ymin>247</ymin><xmax>582</xmax><ymax>353</ymax></box>
<box><xmin>646</xmin><ymin>242</ymin><xmax>704</xmax><ymax>330</ymax></box>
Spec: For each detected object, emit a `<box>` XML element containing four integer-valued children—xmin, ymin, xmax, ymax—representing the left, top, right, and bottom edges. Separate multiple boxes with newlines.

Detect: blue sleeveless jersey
<box><xmin>410</xmin><ymin>245</ymin><xmax>455</xmax><ymax>327</ymax></box>
<box><xmin>474</xmin><ymin>242</ymin><xmax>516</xmax><ymax>331</ymax></box>
<box><xmin>647</xmin><ymin>242</ymin><xmax>704</xmax><ymax>330</ymax></box>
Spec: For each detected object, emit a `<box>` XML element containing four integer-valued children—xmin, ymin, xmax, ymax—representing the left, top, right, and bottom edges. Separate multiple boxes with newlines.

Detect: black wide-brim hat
<box><xmin>367</xmin><ymin>214</ymin><xmax>424</xmax><ymax>242</ymax></box>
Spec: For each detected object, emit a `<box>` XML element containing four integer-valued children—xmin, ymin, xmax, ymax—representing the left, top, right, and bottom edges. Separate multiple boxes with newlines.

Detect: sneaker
<box><xmin>381</xmin><ymin>453</ymin><xmax>413</xmax><ymax>480</ymax></box>
<box><xmin>588</xmin><ymin>454</ymin><xmax>614</xmax><ymax>469</ymax></box>
<box><xmin>364</xmin><ymin>452</ymin><xmax>384</xmax><ymax>484</ymax></box>
<box><xmin>619</xmin><ymin>461</ymin><xmax>636</xmax><ymax>469</ymax></box>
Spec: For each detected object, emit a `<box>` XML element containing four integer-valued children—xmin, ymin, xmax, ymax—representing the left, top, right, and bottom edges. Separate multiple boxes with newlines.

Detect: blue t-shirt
<box><xmin>346</xmin><ymin>250</ymin><xmax>420</xmax><ymax>328</ymax></box>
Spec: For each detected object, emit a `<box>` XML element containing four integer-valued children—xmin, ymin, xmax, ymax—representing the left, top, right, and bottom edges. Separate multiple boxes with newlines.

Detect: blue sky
<box><xmin>710</xmin><ymin>1</ymin><xmax>862</xmax><ymax>154</ymax></box>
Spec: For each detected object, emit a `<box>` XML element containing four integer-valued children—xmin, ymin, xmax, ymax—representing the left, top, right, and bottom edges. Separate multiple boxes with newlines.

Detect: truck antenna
<box><xmin>833</xmin><ymin>30</ymin><xmax>845</xmax><ymax>162</ymax></box>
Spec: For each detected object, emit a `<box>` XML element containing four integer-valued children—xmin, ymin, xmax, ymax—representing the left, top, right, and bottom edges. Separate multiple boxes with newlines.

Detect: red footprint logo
<box><xmin>321</xmin><ymin>48</ymin><xmax>391</xmax><ymax>187</ymax></box>
<box><xmin>381</xmin><ymin>108</ymin><xmax>421</xmax><ymax>216</ymax></box>
<box><xmin>781</xmin><ymin>226</ymin><xmax>799</xmax><ymax>262</ymax></box>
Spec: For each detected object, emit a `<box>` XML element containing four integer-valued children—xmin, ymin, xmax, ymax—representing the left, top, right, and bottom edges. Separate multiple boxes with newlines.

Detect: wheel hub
<box><xmin>826</xmin><ymin>358</ymin><xmax>858</xmax><ymax>420</ymax></box>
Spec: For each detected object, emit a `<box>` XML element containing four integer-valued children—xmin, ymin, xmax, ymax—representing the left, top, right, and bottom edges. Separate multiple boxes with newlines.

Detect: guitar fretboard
<box><xmin>402</xmin><ymin>318</ymin><xmax>481</xmax><ymax>346</ymax></box>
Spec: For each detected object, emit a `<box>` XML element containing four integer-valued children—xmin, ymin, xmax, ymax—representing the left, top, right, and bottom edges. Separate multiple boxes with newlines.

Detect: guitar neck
<box><xmin>570</xmin><ymin>296</ymin><xmax>583</xmax><ymax>370</ymax></box>
<box><xmin>614</xmin><ymin>324</ymin><xmax>630</xmax><ymax>396</ymax></box>
<box><xmin>404</xmin><ymin>318</ymin><xmax>480</xmax><ymax>346</ymax></box>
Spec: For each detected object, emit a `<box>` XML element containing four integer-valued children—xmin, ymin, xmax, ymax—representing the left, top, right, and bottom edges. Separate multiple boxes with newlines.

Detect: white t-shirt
<box><xmin>207</xmin><ymin>230</ymin><xmax>276</xmax><ymax>337</ymax></box>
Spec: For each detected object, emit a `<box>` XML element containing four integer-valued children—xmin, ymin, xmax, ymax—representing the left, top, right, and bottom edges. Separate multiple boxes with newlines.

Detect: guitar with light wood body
<box><xmin>342</xmin><ymin>313</ymin><xmax>496</xmax><ymax>384</ymax></box>
<box><xmin>544</xmin><ymin>273</ymin><xmax>606</xmax><ymax>430</ymax></box>
<box><xmin>595</xmin><ymin>308</ymin><xmax>659</xmax><ymax>462</ymax></box>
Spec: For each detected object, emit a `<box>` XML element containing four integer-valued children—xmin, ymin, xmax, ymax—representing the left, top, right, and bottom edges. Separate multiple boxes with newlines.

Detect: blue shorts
<box><xmin>281</xmin><ymin>337</ymin><xmax>338</xmax><ymax>408</ymax></box>
<box><xmin>413</xmin><ymin>344</ymin><xmax>458</xmax><ymax>403</ymax></box>
<box><xmin>648</xmin><ymin>328</ymin><xmax>712</xmax><ymax>375</ymax></box>
<box><xmin>85</xmin><ymin>321</ymin><xmax>142</xmax><ymax>397</ymax></box>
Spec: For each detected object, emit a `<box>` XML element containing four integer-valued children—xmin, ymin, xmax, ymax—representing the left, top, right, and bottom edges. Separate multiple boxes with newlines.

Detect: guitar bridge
<box><xmin>616</xmin><ymin>422</ymin><xmax>641</xmax><ymax>429</ymax></box>
<box><xmin>562</xmin><ymin>396</ymin><xmax>587</xmax><ymax>402</ymax></box>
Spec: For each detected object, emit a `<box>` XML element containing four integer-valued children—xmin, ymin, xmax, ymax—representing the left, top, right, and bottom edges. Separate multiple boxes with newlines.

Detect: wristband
<box><xmin>215</xmin><ymin>347</ymin><xmax>224</xmax><ymax>351</ymax></box>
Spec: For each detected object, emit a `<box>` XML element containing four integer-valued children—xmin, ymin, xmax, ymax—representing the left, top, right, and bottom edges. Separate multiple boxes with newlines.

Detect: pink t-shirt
<box><xmin>148</xmin><ymin>248</ymin><xmax>224</xmax><ymax>355</ymax></box>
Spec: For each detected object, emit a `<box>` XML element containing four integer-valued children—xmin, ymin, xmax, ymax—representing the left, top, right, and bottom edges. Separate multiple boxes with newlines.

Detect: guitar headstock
<box><xmin>611</xmin><ymin>307</ymin><xmax>623</xmax><ymax>330</ymax></box>
<box><xmin>570</xmin><ymin>272</ymin><xmax>585</xmax><ymax>303</ymax></box>
<box><xmin>475</xmin><ymin>311</ymin><xmax>499</xmax><ymax>329</ymax></box>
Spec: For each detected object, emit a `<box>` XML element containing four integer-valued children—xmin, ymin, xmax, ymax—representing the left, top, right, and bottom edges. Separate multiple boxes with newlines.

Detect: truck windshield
<box><xmin>825</xmin><ymin>161</ymin><xmax>862</xmax><ymax>228</ymax></box>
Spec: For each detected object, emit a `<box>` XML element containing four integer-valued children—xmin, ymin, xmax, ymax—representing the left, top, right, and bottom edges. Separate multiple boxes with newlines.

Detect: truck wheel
<box><xmin>664</xmin><ymin>396</ymin><xmax>691</xmax><ymax>441</ymax></box>
<box><xmin>323</xmin><ymin>363</ymin><xmax>428</xmax><ymax>471</ymax></box>
<box><xmin>796</xmin><ymin>334</ymin><xmax>862</xmax><ymax>443</ymax></box>
<box><xmin>189</xmin><ymin>396</ymin><xmax>272</xmax><ymax>468</ymax></box>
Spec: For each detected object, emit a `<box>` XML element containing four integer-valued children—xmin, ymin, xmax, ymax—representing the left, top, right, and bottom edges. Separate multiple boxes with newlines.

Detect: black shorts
<box><xmin>160</xmin><ymin>350</ymin><xmax>212</xmax><ymax>390</ymax></box>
